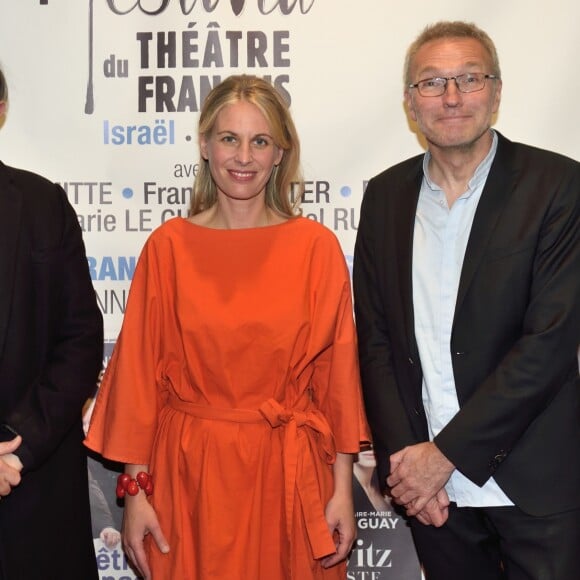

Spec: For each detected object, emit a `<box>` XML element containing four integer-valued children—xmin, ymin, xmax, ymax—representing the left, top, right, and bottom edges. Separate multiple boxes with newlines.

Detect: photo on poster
<box><xmin>348</xmin><ymin>447</ymin><xmax>422</xmax><ymax>579</ymax></box>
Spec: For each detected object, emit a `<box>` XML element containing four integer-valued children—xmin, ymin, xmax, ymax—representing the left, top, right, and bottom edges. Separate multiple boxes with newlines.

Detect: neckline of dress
<box><xmin>178</xmin><ymin>215</ymin><xmax>303</xmax><ymax>232</ymax></box>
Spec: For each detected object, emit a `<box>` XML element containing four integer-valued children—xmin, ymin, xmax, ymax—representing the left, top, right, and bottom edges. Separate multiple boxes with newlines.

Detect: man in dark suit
<box><xmin>0</xmin><ymin>67</ymin><xmax>103</xmax><ymax>578</ymax></box>
<box><xmin>353</xmin><ymin>21</ymin><xmax>579</xmax><ymax>580</ymax></box>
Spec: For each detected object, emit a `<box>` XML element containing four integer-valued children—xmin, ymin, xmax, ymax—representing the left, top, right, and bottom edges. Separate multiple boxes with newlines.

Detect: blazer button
<box><xmin>408</xmin><ymin>357</ymin><xmax>415</xmax><ymax>365</ymax></box>
<box><xmin>495</xmin><ymin>450</ymin><xmax>507</xmax><ymax>461</ymax></box>
<box><xmin>489</xmin><ymin>450</ymin><xmax>507</xmax><ymax>471</ymax></box>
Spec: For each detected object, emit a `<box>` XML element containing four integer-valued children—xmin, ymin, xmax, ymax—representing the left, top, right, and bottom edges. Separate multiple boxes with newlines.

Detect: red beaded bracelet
<box><xmin>116</xmin><ymin>471</ymin><xmax>154</xmax><ymax>498</ymax></box>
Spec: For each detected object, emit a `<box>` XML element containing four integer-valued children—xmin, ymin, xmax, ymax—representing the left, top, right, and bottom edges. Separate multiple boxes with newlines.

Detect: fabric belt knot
<box><xmin>259</xmin><ymin>397</ymin><xmax>337</xmax><ymax>560</ymax></box>
<box><xmin>167</xmin><ymin>393</ymin><xmax>338</xmax><ymax>562</ymax></box>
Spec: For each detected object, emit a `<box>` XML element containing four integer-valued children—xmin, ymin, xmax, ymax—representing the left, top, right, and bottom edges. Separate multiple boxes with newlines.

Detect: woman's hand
<box><xmin>321</xmin><ymin>489</ymin><xmax>356</xmax><ymax>568</ymax></box>
<box><xmin>122</xmin><ymin>485</ymin><xmax>169</xmax><ymax>579</ymax></box>
<box><xmin>321</xmin><ymin>452</ymin><xmax>356</xmax><ymax>569</ymax></box>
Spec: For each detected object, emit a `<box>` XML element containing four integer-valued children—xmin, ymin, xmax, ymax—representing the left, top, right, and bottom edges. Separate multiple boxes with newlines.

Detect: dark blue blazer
<box><xmin>0</xmin><ymin>161</ymin><xmax>103</xmax><ymax>578</ymax></box>
<box><xmin>354</xmin><ymin>132</ymin><xmax>580</xmax><ymax>517</ymax></box>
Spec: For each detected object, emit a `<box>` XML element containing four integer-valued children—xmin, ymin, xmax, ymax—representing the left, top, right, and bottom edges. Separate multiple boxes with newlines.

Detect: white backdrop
<box><xmin>1</xmin><ymin>1</ymin><xmax>578</xmax><ymax>341</ymax></box>
<box><xmin>1</xmin><ymin>1</ymin><xmax>578</xmax><ymax>578</ymax></box>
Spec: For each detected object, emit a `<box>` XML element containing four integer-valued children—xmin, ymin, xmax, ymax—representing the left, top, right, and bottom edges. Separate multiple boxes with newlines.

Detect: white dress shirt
<box><xmin>412</xmin><ymin>131</ymin><xmax>513</xmax><ymax>507</ymax></box>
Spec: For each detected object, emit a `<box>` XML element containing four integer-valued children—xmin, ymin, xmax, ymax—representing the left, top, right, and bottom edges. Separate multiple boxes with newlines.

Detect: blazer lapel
<box><xmin>394</xmin><ymin>158</ymin><xmax>423</xmax><ymax>359</ymax></box>
<box><xmin>455</xmin><ymin>133</ymin><xmax>518</xmax><ymax>315</ymax></box>
<box><xmin>0</xmin><ymin>162</ymin><xmax>23</xmax><ymax>360</ymax></box>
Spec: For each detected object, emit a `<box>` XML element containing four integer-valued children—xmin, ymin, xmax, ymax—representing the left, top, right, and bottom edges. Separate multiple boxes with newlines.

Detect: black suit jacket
<box><xmin>0</xmin><ymin>161</ymin><xmax>103</xmax><ymax>578</ymax></box>
<box><xmin>353</xmin><ymin>132</ymin><xmax>580</xmax><ymax>517</ymax></box>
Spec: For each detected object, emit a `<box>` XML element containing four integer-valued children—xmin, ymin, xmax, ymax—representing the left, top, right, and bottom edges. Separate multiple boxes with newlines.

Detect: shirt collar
<box><xmin>422</xmin><ymin>130</ymin><xmax>499</xmax><ymax>197</ymax></box>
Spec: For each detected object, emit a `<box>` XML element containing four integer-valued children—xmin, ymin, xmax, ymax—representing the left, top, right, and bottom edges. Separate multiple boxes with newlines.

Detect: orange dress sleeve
<box><xmin>85</xmin><ymin>235</ymin><xmax>167</xmax><ymax>465</ymax></box>
<box><xmin>309</xmin><ymin>231</ymin><xmax>371</xmax><ymax>452</ymax></box>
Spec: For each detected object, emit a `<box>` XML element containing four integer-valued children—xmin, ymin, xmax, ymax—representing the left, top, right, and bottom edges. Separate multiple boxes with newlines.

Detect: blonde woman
<box><xmin>87</xmin><ymin>75</ymin><xmax>368</xmax><ymax>580</ymax></box>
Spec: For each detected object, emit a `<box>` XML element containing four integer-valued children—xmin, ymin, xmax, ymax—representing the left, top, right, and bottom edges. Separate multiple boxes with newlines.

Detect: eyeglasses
<box><xmin>408</xmin><ymin>73</ymin><xmax>499</xmax><ymax>97</ymax></box>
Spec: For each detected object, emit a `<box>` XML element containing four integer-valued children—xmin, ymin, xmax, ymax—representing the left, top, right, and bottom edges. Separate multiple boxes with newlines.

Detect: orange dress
<box><xmin>85</xmin><ymin>216</ymin><xmax>368</xmax><ymax>579</ymax></box>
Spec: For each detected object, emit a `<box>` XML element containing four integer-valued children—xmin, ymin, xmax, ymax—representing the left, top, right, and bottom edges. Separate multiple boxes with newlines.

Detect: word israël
<box><xmin>104</xmin><ymin>0</ymin><xmax>315</xmax><ymax>16</ymax></box>
<box><xmin>103</xmin><ymin>119</ymin><xmax>175</xmax><ymax>145</ymax></box>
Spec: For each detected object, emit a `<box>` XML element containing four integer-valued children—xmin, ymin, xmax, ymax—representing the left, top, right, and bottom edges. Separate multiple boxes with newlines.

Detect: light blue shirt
<box><xmin>412</xmin><ymin>130</ymin><xmax>513</xmax><ymax>507</ymax></box>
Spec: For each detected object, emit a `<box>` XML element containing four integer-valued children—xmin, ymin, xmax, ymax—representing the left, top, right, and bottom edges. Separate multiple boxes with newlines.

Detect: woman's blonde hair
<box><xmin>189</xmin><ymin>75</ymin><xmax>303</xmax><ymax>218</ymax></box>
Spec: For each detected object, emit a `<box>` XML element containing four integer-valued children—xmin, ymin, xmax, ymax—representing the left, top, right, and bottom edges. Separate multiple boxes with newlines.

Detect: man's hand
<box><xmin>100</xmin><ymin>527</ymin><xmax>121</xmax><ymax>550</ymax></box>
<box><xmin>0</xmin><ymin>436</ymin><xmax>24</xmax><ymax>496</ymax></box>
<box><xmin>414</xmin><ymin>488</ymin><xmax>450</xmax><ymax>527</ymax></box>
<box><xmin>387</xmin><ymin>442</ymin><xmax>454</xmax><ymax>516</ymax></box>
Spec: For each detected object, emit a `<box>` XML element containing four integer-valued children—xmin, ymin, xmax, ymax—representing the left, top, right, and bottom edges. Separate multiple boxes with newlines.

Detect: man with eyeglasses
<box><xmin>354</xmin><ymin>20</ymin><xmax>579</xmax><ymax>580</ymax></box>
